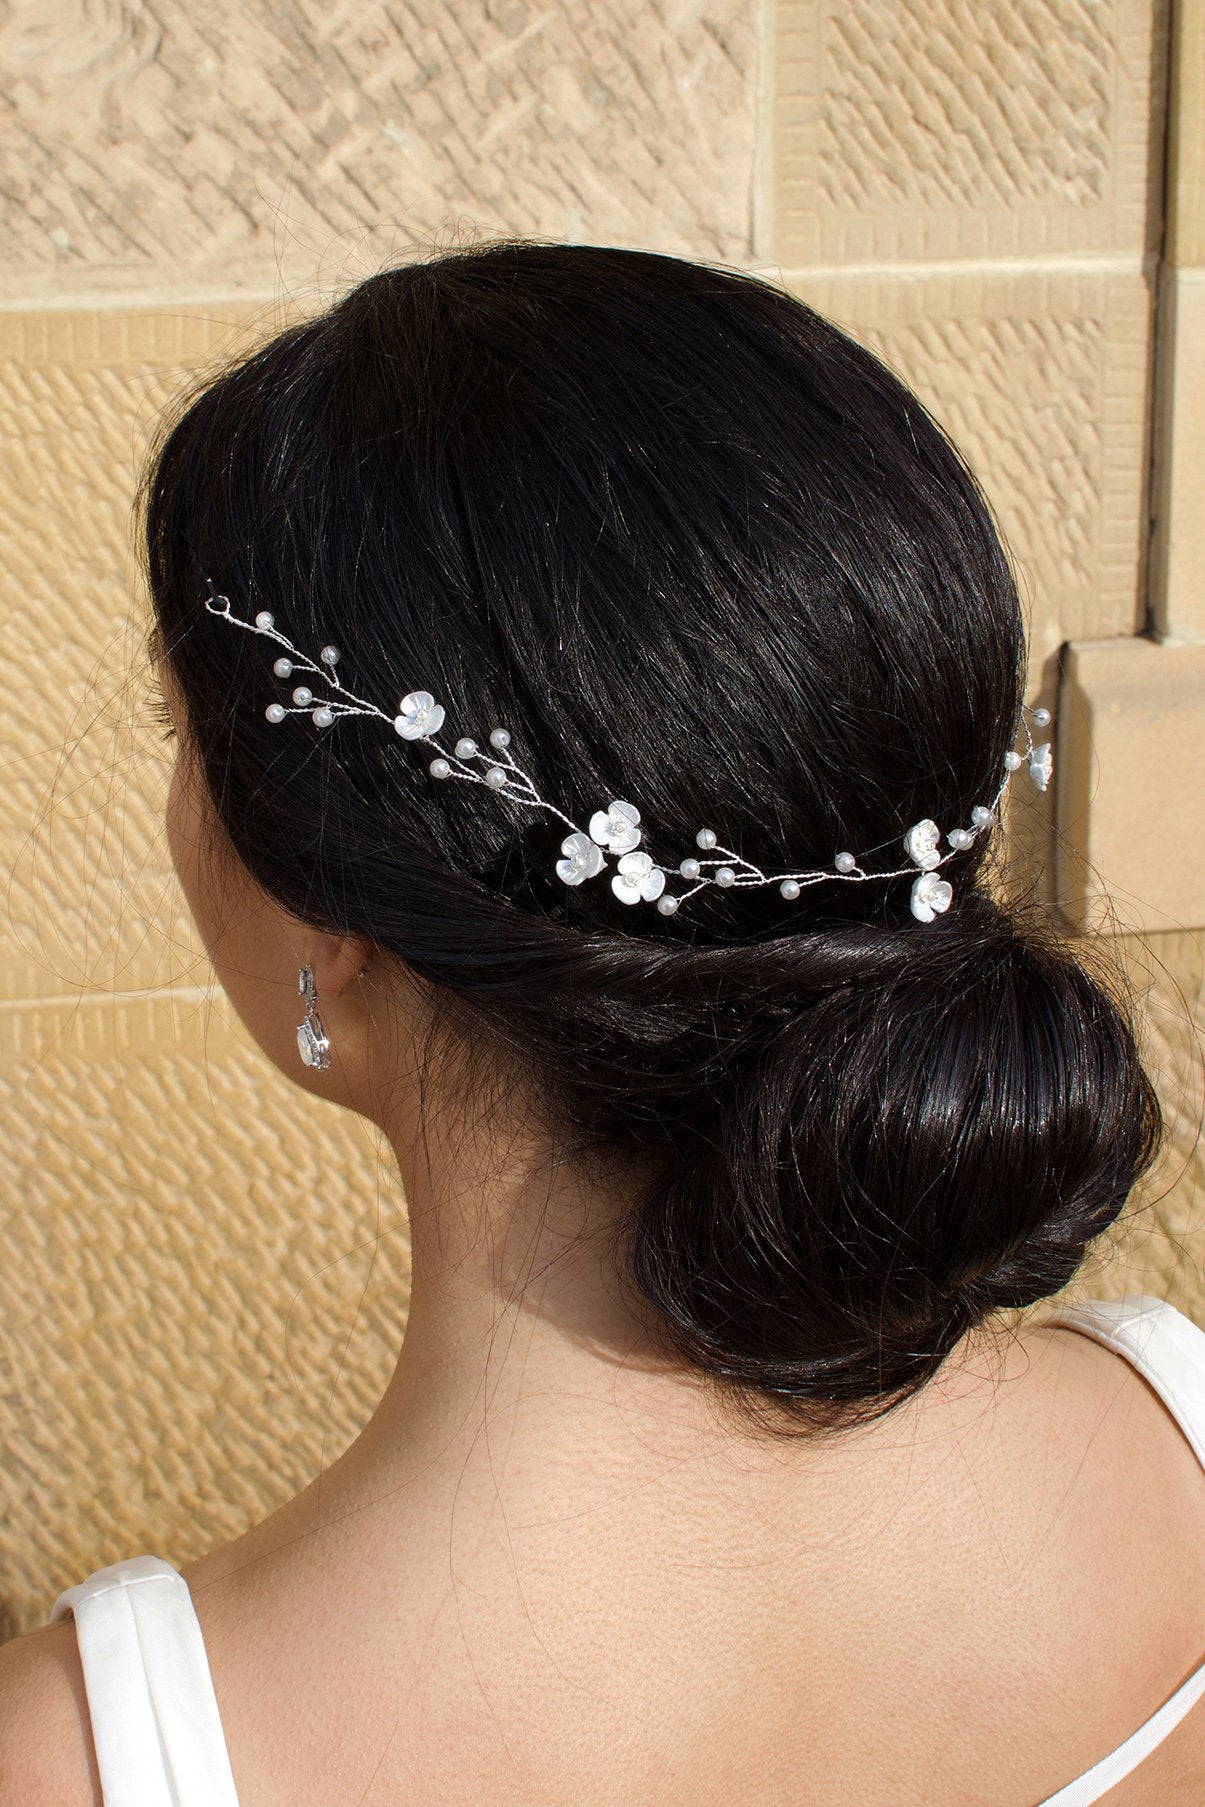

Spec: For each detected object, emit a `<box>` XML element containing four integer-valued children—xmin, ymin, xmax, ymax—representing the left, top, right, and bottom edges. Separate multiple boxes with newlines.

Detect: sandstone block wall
<box><xmin>0</xmin><ymin>0</ymin><xmax>1199</xmax><ymax>1637</ymax></box>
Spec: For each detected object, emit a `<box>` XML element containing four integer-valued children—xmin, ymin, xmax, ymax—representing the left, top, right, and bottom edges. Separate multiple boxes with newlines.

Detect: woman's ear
<box><xmin>294</xmin><ymin>933</ymin><xmax>386</xmax><ymax>1117</ymax></box>
<box><xmin>309</xmin><ymin>934</ymin><xmax>376</xmax><ymax>1001</ymax></box>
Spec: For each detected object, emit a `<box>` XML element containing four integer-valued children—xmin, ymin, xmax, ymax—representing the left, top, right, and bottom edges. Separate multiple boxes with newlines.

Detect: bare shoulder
<box><xmin>0</xmin><ymin>1618</ymin><xmax>99</xmax><ymax>1805</ymax></box>
<box><xmin>1021</xmin><ymin>1312</ymin><xmax>1205</xmax><ymax>1573</ymax></box>
<box><xmin>1016</xmin><ymin>1315</ymin><xmax>1205</xmax><ymax>1803</ymax></box>
<box><xmin>1026</xmin><ymin>1311</ymin><xmax>1205</xmax><ymax>1507</ymax></box>
<box><xmin>1097</xmin><ymin>1692</ymin><xmax>1205</xmax><ymax>1807</ymax></box>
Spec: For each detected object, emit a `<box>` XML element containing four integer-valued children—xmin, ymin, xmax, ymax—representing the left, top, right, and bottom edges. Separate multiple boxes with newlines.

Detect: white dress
<box><xmin>49</xmin><ymin>1295</ymin><xmax>1205</xmax><ymax>1806</ymax></box>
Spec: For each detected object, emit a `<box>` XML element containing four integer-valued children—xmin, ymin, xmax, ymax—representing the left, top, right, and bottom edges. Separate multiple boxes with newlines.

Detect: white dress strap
<box><xmin>1046</xmin><ymin>1293</ymin><xmax>1205</xmax><ymax>1466</ymax></box>
<box><xmin>1034</xmin><ymin>1295</ymin><xmax>1205</xmax><ymax>1806</ymax></box>
<box><xmin>49</xmin><ymin>1553</ymin><xmax>241</xmax><ymax>1807</ymax></box>
<box><xmin>1037</xmin><ymin>1663</ymin><xmax>1205</xmax><ymax>1807</ymax></box>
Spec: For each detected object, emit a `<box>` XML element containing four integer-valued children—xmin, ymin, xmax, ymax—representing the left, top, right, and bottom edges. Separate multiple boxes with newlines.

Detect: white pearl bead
<box><xmin>656</xmin><ymin>894</ymin><xmax>679</xmax><ymax>915</ymax></box>
<box><xmin>485</xmin><ymin>766</ymin><xmax>507</xmax><ymax>788</ymax></box>
<box><xmin>970</xmin><ymin>805</ymin><xmax>994</xmax><ymax>829</ymax></box>
<box><xmin>834</xmin><ymin>851</ymin><xmax>856</xmax><ymax>874</ymax></box>
<box><xmin>714</xmin><ymin>866</ymin><xmax>735</xmax><ymax>887</ymax></box>
<box><xmin>679</xmin><ymin>857</ymin><xmax>701</xmax><ymax>880</ymax></box>
<box><xmin>292</xmin><ymin>686</ymin><xmax>313</xmax><ymax>707</ymax></box>
<box><xmin>320</xmin><ymin>645</ymin><xmax>339</xmax><ymax>665</ymax></box>
<box><xmin>273</xmin><ymin>657</ymin><xmax>293</xmax><ymax>679</ymax></box>
<box><xmin>948</xmin><ymin>828</ymin><xmax>974</xmax><ymax>851</ymax></box>
<box><xmin>1032</xmin><ymin>706</ymin><xmax>1051</xmax><ymax>727</ymax></box>
<box><xmin>696</xmin><ymin>828</ymin><xmax>717</xmax><ymax>850</ymax></box>
<box><xmin>489</xmin><ymin>727</ymin><xmax>511</xmax><ymax>750</ymax></box>
<box><xmin>313</xmin><ymin>707</ymin><xmax>334</xmax><ymax>729</ymax></box>
<box><xmin>780</xmin><ymin>878</ymin><xmax>801</xmax><ymax>900</ymax></box>
<box><xmin>1003</xmin><ymin>750</ymin><xmax>1023</xmax><ymax>771</ymax></box>
<box><xmin>429</xmin><ymin>757</ymin><xmax>451</xmax><ymax>778</ymax></box>
<box><xmin>265</xmin><ymin>703</ymin><xmax>286</xmax><ymax>724</ymax></box>
<box><xmin>255</xmin><ymin>611</ymin><xmax>275</xmax><ymax>629</ymax></box>
<box><xmin>455</xmin><ymin>738</ymin><xmax>477</xmax><ymax>760</ymax></box>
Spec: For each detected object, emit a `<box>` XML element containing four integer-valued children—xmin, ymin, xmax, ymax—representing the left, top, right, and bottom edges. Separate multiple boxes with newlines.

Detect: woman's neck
<box><xmin>318</xmin><ymin>1066</ymin><xmax>1007</xmax><ymax>1537</ymax></box>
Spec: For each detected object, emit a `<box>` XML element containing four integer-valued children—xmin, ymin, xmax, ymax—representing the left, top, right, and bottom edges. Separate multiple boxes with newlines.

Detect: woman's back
<box><xmin>17</xmin><ymin>1297</ymin><xmax>1205</xmax><ymax>1805</ymax></box>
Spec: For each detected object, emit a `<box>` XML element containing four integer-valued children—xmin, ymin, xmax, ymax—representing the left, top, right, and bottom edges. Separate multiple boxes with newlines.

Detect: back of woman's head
<box><xmin>144</xmin><ymin>238</ymin><xmax>1160</xmax><ymax>1431</ymax></box>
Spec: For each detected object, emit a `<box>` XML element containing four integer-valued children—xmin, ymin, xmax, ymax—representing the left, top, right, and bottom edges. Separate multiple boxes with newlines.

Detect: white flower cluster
<box><xmin>204</xmin><ymin>587</ymin><xmax>1053</xmax><ymax>927</ymax></box>
<box><xmin>555</xmin><ymin>802</ymin><xmax>666</xmax><ymax>905</ymax></box>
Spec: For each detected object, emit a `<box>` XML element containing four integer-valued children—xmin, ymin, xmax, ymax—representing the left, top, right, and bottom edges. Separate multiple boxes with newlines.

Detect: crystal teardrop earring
<box><xmin>296</xmin><ymin>965</ymin><xmax>332</xmax><ymax>1070</ymax></box>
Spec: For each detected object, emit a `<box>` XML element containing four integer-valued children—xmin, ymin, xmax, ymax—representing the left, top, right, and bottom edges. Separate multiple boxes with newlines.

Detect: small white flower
<box><xmin>589</xmin><ymin>799</ymin><xmax>642</xmax><ymax>854</ymax></box>
<box><xmin>911</xmin><ymin>871</ymin><xmax>953</xmax><ymax>923</ymax></box>
<box><xmin>393</xmin><ymin>690</ymin><xmax>446</xmax><ymax>740</ymax></box>
<box><xmin>1028</xmin><ymin>742</ymin><xmax>1053</xmax><ymax>792</ymax></box>
<box><xmin>611</xmin><ymin>850</ymin><xmax>666</xmax><ymax>905</ymax></box>
<box><xmin>904</xmin><ymin>819</ymin><xmax>942</xmax><ymax>870</ymax></box>
<box><xmin>556</xmin><ymin>831</ymin><xmax>606</xmax><ymax>887</ymax></box>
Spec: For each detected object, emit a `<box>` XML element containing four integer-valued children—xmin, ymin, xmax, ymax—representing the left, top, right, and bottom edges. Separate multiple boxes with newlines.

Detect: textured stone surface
<box><xmin>1151</xmin><ymin>0</ymin><xmax>1205</xmax><ymax>643</ymax></box>
<box><xmin>0</xmin><ymin>989</ymin><xmax>406</xmax><ymax>1642</ymax></box>
<box><xmin>788</xmin><ymin>270</ymin><xmax>1154</xmax><ymax>663</ymax></box>
<box><xmin>1057</xmin><ymin>637</ymin><xmax>1205</xmax><ymax>930</ymax></box>
<box><xmin>1071</xmin><ymin>929</ymin><xmax>1205</xmax><ymax>1316</ymax></box>
<box><xmin>0</xmin><ymin>306</ymin><xmax>276</xmax><ymax>1000</ymax></box>
<box><xmin>774</xmin><ymin>0</ymin><xmax>1165</xmax><ymax>266</ymax></box>
<box><xmin>1151</xmin><ymin>270</ymin><xmax>1205</xmax><ymax>640</ymax></box>
<box><xmin>1167</xmin><ymin>0</ymin><xmax>1205</xmax><ymax>268</ymax></box>
<box><xmin>0</xmin><ymin>0</ymin><xmax>757</xmax><ymax>304</ymax></box>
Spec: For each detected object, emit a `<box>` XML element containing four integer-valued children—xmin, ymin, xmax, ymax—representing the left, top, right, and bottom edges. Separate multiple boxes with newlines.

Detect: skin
<box><xmin>156</xmin><ymin>694</ymin><xmax>1015</xmax><ymax>1490</ymax></box>
<box><xmin>0</xmin><ymin>666</ymin><xmax>1203</xmax><ymax>1805</ymax></box>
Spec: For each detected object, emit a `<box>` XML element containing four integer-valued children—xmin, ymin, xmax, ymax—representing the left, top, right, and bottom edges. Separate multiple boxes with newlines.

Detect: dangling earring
<box><xmin>296</xmin><ymin>965</ymin><xmax>331</xmax><ymax>1070</ymax></box>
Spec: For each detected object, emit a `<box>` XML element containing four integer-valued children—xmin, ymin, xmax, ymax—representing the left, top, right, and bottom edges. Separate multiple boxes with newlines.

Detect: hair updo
<box><xmin>144</xmin><ymin>239</ymin><xmax>1160</xmax><ymax>1432</ymax></box>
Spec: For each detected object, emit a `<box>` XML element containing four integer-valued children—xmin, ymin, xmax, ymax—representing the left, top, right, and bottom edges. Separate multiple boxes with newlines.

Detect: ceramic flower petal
<box><xmin>910</xmin><ymin>871</ymin><xmax>953</xmax><ymax>923</ymax></box>
<box><xmin>904</xmin><ymin>819</ymin><xmax>942</xmax><ymax>871</ymax></box>
<box><xmin>611</xmin><ymin>849</ymin><xmax>664</xmax><ymax>904</ymax></box>
<box><xmin>556</xmin><ymin>831</ymin><xmax>605</xmax><ymax>886</ymax></box>
<box><xmin>1028</xmin><ymin>743</ymin><xmax>1053</xmax><ymax>792</ymax></box>
<box><xmin>590</xmin><ymin>799</ymin><xmax>642</xmax><ymax>852</ymax></box>
<box><xmin>394</xmin><ymin>690</ymin><xmax>446</xmax><ymax>739</ymax></box>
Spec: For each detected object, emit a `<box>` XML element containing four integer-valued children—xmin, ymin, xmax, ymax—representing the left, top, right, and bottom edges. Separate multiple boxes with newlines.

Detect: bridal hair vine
<box><xmin>202</xmin><ymin>584</ymin><xmax>1053</xmax><ymax>925</ymax></box>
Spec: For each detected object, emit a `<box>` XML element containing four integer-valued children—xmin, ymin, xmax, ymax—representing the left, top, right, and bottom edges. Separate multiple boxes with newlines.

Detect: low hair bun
<box><xmin>622</xmin><ymin>899</ymin><xmax>1161</xmax><ymax>1429</ymax></box>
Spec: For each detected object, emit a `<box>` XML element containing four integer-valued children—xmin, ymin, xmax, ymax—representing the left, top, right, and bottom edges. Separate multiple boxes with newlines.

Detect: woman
<box><xmin>1</xmin><ymin>240</ymin><xmax>1202</xmax><ymax>1805</ymax></box>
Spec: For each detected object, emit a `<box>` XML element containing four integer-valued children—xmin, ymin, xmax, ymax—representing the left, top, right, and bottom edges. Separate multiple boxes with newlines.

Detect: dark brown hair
<box><xmin>144</xmin><ymin>240</ymin><xmax>1160</xmax><ymax>1431</ymax></box>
